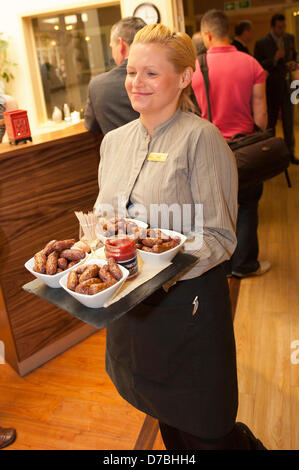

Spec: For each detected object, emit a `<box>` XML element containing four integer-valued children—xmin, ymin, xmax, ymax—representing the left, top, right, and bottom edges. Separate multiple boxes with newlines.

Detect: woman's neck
<box><xmin>140</xmin><ymin>105</ymin><xmax>179</xmax><ymax>136</ymax></box>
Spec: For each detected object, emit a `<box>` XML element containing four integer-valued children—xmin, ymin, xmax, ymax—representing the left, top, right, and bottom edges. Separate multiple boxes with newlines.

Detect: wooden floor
<box><xmin>235</xmin><ymin>157</ymin><xmax>299</xmax><ymax>450</ymax></box>
<box><xmin>1</xmin><ymin>135</ymin><xmax>299</xmax><ymax>450</ymax></box>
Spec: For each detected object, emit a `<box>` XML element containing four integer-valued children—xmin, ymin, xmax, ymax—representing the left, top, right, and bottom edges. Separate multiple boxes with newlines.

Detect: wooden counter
<box><xmin>0</xmin><ymin>122</ymin><xmax>102</xmax><ymax>376</ymax></box>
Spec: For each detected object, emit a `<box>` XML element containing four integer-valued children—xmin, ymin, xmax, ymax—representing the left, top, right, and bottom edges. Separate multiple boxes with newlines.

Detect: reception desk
<box><xmin>0</xmin><ymin>122</ymin><xmax>102</xmax><ymax>376</ymax></box>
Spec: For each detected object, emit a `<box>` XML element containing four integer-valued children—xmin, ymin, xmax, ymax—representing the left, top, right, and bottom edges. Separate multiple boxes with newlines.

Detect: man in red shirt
<box><xmin>192</xmin><ymin>9</ymin><xmax>270</xmax><ymax>278</ymax></box>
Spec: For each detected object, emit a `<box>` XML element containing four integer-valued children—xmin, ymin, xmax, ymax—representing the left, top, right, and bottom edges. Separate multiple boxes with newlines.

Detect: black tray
<box><xmin>23</xmin><ymin>252</ymin><xmax>197</xmax><ymax>329</ymax></box>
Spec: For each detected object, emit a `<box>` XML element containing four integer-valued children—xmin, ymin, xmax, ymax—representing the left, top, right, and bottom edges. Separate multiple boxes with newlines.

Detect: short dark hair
<box><xmin>235</xmin><ymin>20</ymin><xmax>252</xmax><ymax>36</ymax></box>
<box><xmin>111</xmin><ymin>17</ymin><xmax>146</xmax><ymax>46</ymax></box>
<box><xmin>271</xmin><ymin>13</ymin><xmax>285</xmax><ymax>27</ymax></box>
<box><xmin>201</xmin><ymin>9</ymin><xmax>229</xmax><ymax>39</ymax></box>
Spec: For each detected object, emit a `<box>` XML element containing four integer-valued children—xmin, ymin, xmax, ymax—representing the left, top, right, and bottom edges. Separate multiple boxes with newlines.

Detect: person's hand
<box><xmin>286</xmin><ymin>61</ymin><xmax>297</xmax><ymax>71</ymax></box>
<box><xmin>274</xmin><ymin>48</ymin><xmax>285</xmax><ymax>62</ymax></box>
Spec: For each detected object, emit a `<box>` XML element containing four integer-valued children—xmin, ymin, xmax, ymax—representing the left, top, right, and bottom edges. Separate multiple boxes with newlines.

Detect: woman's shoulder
<box><xmin>179</xmin><ymin>110</ymin><xmax>213</xmax><ymax>130</ymax></box>
<box><xmin>105</xmin><ymin>118</ymin><xmax>140</xmax><ymax>140</ymax></box>
<box><xmin>179</xmin><ymin>111</ymin><xmax>222</xmax><ymax>139</ymax></box>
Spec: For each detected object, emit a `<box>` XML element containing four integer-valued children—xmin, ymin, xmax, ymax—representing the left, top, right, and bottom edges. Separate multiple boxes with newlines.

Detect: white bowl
<box><xmin>59</xmin><ymin>258</ymin><xmax>129</xmax><ymax>309</ymax></box>
<box><xmin>96</xmin><ymin>218</ymin><xmax>148</xmax><ymax>240</ymax></box>
<box><xmin>137</xmin><ymin>229</ymin><xmax>187</xmax><ymax>266</ymax></box>
<box><xmin>25</xmin><ymin>253</ymin><xmax>87</xmax><ymax>288</ymax></box>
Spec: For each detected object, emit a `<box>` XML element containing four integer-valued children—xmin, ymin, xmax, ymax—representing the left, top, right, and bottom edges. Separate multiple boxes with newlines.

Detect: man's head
<box><xmin>271</xmin><ymin>13</ymin><xmax>286</xmax><ymax>38</ymax></box>
<box><xmin>200</xmin><ymin>10</ymin><xmax>230</xmax><ymax>49</ymax></box>
<box><xmin>235</xmin><ymin>20</ymin><xmax>253</xmax><ymax>44</ymax></box>
<box><xmin>110</xmin><ymin>16</ymin><xmax>146</xmax><ymax>66</ymax></box>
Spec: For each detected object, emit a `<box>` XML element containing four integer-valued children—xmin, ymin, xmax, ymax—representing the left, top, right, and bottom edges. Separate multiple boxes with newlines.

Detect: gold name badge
<box><xmin>148</xmin><ymin>153</ymin><xmax>168</xmax><ymax>162</ymax></box>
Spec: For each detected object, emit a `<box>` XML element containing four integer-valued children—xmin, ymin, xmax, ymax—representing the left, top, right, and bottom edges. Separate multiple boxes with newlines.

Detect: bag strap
<box><xmin>198</xmin><ymin>53</ymin><xmax>212</xmax><ymax>122</ymax></box>
<box><xmin>229</xmin><ymin>126</ymin><xmax>274</xmax><ymax>144</ymax></box>
<box><xmin>229</xmin><ymin>133</ymin><xmax>247</xmax><ymax>142</ymax></box>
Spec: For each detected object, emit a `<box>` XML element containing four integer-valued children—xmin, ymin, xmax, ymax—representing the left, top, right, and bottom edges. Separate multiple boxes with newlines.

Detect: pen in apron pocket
<box><xmin>192</xmin><ymin>295</ymin><xmax>199</xmax><ymax>316</ymax></box>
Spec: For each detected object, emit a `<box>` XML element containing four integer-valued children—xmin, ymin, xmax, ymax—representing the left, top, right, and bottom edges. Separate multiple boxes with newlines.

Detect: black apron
<box><xmin>105</xmin><ymin>263</ymin><xmax>238</xmax><ymax>440</ymax></box>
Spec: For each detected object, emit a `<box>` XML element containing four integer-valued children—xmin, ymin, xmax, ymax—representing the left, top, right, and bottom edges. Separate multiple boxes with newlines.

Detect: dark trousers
<box><xmin>228</xmin><ymin>183</ymin><xmax>263</xmax><ymax>274</ymax></box>
<box><xmin>159</xmin><ymin>421</ymin><xmax>261</xmax><ymax>450</ymax></box>
<box><xmin>267</xmin><ymin>80</ymin><xmax>295</xmax><ymax>157</ymax></box>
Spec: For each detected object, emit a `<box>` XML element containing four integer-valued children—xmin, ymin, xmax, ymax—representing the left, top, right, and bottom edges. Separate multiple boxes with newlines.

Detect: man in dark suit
<box><xmin>84</xmin><ymin>17</ymin><xmax>146</xmax><ymax>135</ymax></box>
<box><xmin>254</xmin><ymin>13</ymin><xmax>299</xmax><ymax>164</ymax></box>
<box><xmin>232</xmin><ymin>20</ymin><xmax>253</xmax><ymax>54</ymax></box>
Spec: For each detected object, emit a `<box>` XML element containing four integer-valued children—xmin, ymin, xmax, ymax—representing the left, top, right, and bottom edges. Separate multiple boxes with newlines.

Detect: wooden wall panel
<box><xmin>0</xmin><ymin>125</ymin><xmax>102</xmax><ymax>368</ymax></box>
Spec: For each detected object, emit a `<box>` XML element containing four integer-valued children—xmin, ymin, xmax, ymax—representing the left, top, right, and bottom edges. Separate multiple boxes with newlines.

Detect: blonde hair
<box><xmin>132</xmin><ymin>24</ymin><xmax>196</xmax><ymax>112</ymax></box>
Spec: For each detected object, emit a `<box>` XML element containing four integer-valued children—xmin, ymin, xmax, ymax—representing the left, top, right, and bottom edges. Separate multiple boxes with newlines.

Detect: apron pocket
<box><xmin>129</xmin><ymin>300</ymin><xmax>197</xmax><ymax>385</ymax></box>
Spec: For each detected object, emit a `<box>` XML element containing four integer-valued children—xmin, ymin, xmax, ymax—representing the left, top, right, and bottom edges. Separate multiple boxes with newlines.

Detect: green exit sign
<box><xmin>224</xmin><ymin>1</ymin><xmax>236</xmax><ymax>10</ymax></box>
<box><xmin>224</xmin><ymin>0</ymin><xmax>251</xmax><ymax>10</ymax></box>
<box><xmin>239</xmin><ymin>0</ymin><xmax>250</xmax><ymax>8</ymax></box>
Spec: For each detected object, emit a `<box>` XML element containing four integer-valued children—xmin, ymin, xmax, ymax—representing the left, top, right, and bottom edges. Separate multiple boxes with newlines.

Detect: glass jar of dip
<box><xmin>105</xmin><ymin>237</ymin><xmax>138</xmax><ymax>279</ymax></box>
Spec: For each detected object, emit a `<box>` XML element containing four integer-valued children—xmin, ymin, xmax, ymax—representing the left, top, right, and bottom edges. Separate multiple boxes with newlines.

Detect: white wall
<box><xmin>0</xmin><ymin>0</ymin><xmax>176</xmax><ymax>135</ymax></box>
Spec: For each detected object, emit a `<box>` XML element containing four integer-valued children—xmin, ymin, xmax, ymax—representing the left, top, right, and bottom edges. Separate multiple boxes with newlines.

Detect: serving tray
<box><xmin>22</xmin><ymin>252</ymin><xmax>197</xmax><ymax>329</ymax></box>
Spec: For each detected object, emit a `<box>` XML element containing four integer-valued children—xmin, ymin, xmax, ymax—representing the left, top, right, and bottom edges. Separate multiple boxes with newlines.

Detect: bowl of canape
<box><xmin>25</xmin><ymin>239</ymin><xmax>90</xmax><ymax>288</ymax></box>
<box><xmin>59</xmin><ymin>257</ymin><xmax>129</xmax><ymax>308</ymax></box>
<box><xmin>135</xmin><ymin>228</ymin><xmax>186</xmax><ymax>266</ymax></box>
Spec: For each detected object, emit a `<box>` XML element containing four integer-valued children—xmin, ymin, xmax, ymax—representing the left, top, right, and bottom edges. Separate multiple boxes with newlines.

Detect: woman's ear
<box><xmin>180</xmin><ymin>67</ymin><xmax>193</xmax><ymax>90</ymax></box>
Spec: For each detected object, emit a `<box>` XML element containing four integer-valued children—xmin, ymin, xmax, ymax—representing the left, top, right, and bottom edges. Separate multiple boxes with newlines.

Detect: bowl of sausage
<box><xmin>25</xmin><ymin>239</ymin><xmax>90</xmax><ymax>288</ymax></box>
<box><xmin>135</xmin><ymin>228</ymin><xmax>187</xmax><ymax>266</ymax></box>
<box><xmin>59</xmin><ymin>257</ymin><xmax>129</xmax><ymax>308</ymax></box>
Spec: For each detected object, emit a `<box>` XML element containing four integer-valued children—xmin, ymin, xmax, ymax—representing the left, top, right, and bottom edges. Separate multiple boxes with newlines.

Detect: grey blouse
<box><xmin>94</xmin><ymin>109</ymin><xmax>238</xmax><ymax>280</ymax></box>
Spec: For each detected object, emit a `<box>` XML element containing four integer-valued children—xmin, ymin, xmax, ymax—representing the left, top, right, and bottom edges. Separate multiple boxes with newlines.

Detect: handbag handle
<box><xmin>229</xmin><ymin>126</ymin><xmax>274</xmax><ymax>143</ymax></box>
<box><xmin>229</xmin><ymin>133</ymin><xmax>246</xmax><ymax>141</ymax></box>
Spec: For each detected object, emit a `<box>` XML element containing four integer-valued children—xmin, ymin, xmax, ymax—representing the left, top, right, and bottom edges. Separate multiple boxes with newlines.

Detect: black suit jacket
<box><xmin>232</xmin><ymin>39</ymin><xmax>249</xmax><ymax>54</ymax></box>
<box><xmin>254</xmin><ymin>32</ymin><xmax>296</xmax><ymax>90</ymax></box>
<box><xmin>84</xmin><ymin>59</ymin><xmax>139</xmax><ymax>135</ymax></box>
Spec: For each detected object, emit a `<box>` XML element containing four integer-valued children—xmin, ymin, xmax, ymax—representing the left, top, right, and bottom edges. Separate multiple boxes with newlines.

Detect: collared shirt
<box><xmin>192</xmin><ymin>45</ymin><xmax>265</xmax><ymax>139</ymax></box>
<box><xmin>94</xmin><ymin>109</ymin><xmax>238</xmax><ymax>280</ymax></box>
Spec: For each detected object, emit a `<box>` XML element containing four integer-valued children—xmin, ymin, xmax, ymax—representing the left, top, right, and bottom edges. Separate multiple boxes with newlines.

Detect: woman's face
<box><xmin>125</xmin><ymin>43</ymin><xmax>187</xmax><ymax>120</ymax></box>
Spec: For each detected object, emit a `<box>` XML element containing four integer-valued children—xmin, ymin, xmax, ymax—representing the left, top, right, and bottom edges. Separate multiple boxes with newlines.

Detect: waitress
<box><xmin>94</xmin><ymin>24</ymin><xmax>266</xmax><ymax>450</ymax></box>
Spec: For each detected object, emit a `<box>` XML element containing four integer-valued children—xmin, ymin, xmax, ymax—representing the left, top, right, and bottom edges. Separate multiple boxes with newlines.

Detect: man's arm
<box><xmin>252</xmin><ymin>82</ymin><xmax>268</xmax><ymax>130</ymax></box>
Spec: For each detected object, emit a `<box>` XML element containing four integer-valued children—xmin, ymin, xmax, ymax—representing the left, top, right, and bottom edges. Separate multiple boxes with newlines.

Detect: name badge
<box><xmin>148</xmin><ymin>153</ymin><xmax>168</xmax><ymax>162</ymax></box>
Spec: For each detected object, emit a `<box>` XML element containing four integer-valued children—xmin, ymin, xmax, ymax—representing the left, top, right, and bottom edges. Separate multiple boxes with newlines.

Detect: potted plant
<box><xmin>0</xmin><ymin>33</ymin><xmax>17</xmax><ymax>92</ymax></box>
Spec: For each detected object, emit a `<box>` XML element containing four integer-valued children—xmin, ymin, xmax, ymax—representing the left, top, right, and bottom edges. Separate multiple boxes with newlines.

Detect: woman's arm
<box><xmin>182</xmin><ymin>123</ymin><xmax>238</xmax><ymax>279</ymax></box>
